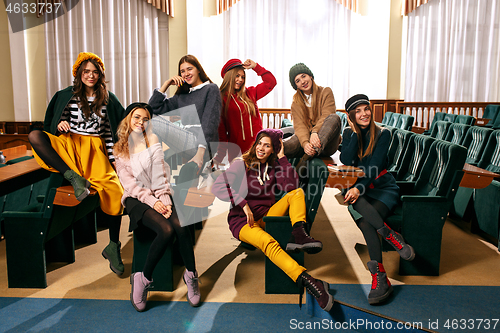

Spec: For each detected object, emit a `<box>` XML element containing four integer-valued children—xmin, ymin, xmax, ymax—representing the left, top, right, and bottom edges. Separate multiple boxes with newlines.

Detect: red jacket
<box><xmin>216</xmin><ymin>64</ymin><xmax>276</xmax><ymax>163</ymax></box>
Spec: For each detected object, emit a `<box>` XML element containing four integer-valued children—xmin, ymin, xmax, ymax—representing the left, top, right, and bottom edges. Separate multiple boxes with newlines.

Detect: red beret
<box><xmin>221</xmin><ymin>59</ymin><xmax>243</xmax><ymax>78</ymax></box>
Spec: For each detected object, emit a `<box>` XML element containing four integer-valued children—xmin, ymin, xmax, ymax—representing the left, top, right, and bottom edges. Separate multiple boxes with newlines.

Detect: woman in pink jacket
<box><xmin>114</xmin><ymin>103</ymin><xmax>200</xmax><ymax>312</ymax></box>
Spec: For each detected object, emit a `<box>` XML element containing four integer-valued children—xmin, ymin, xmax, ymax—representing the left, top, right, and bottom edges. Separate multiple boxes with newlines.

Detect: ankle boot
<box><xmin>367</xmin><ymin>260</ymin><xmax>393</xmax><ymax>305</ymax></box>
<box><xmin>102</xmin><ymin>240</ymin><xmax>124</xmax><ymax>276</ymax></box>
<box><xmin>183</xmin><ymin>270</ymin><xmax>201</xmax><ymax>307</ymax></box>
<box><xmin>286</xmin><ymin>222</ymin><xmax>323</xmax><ymax>254</ymax></box>
<box><xmin>63</xmin><ymin>169</ymin><xmax>91</xmax><ymax>201</ymax></box>
<box><xmin>130</xmin><ymin>272</ymin><xmax>152</xmax><ymax>312</ymax></box>
<box><xmin>296</xmin><ymin>271</ymin><xmax>333</xmax><ymax>311</ymax></box>
<box><xmin>377</xmin><ymin>223</ymin><xmax>415</xmax><ymax>261</ymax></box>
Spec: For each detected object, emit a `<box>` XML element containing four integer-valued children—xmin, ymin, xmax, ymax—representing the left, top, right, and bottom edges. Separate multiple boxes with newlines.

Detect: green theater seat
<box><xmin>386</xmin><ymin>140</ymin><xmax>467</xmax><ymax>276</ymax></box>
<box><xmin>264</xmin><ymin>158</ymin><xmax>328</xmax><ymax>294</ymax></box>
<box><xmin>473</xmin><ymin>130</ymin><xmax>500</xmax><ymax>251</ymax></box>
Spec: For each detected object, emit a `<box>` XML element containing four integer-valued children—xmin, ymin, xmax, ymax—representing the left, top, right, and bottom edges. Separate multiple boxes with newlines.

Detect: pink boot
<box><xmin>183</xmin><ymin>270</ymin><xmax>201</xmax><ymax>307</ymax></box>
<box><xmin>130</xmin><ymin>272</ymin><xmax>152</xmax><ymax>312</ymax></box>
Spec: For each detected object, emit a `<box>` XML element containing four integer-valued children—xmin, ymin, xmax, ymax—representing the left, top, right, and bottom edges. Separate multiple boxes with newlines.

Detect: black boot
<box><xmin>296</xmin><ymin>272</ymin><xmax>333</xmax><ymax>311</ymax></box>
<box><xmin>367</xmin><ymin>260</ymin><xmax>393</xmax><ymax>305</ymax></box>
<box><xmin>377</xmin><ymin>223</ymin><xmax>415</xmax><ymax>261</ymax></box>
<box><xmin>286</xmin><ymin>222</ymin><xmax>323</xmax><ymax>254</ymax></box>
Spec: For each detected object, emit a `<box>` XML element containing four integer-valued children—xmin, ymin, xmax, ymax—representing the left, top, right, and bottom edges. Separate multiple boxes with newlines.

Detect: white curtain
<box><xmin>45</xmin><ymin>0</ymin><xmax>169</xmax><ymax>107</ymax></box>
<box><xmin>221</xmin><ymin>0</ymin><xmax>352</xmax><ymax>109</ymax></box>
<box><xmin>405</xmin><ymin>0</ymin><xmax>500</xmax><ymax>102</ymax></box>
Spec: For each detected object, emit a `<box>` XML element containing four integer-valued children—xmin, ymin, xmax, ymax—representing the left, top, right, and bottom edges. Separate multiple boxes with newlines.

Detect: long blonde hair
<box><xmin>347</xmin><ymin>104</ymin><xmax>381</xmax><ymax>159</ymax></box>
<box><xmin>113</xmin><ymin>107</ymin><xmax>151</xmax><ymax>159</ymax></box>
<box><xmin>220</xmin><ymin>67</ymin><xmax>256</xmax><ymax>117</ymax></box>
<box><xmin>241</xmin><ymin>132</ymin><xmax>277</xmax><ymax>170</ymax></box>
<box><xmin>292</xmin><ymin>79</ymin><xmax>320</xmax><ymax>120</ymax></box>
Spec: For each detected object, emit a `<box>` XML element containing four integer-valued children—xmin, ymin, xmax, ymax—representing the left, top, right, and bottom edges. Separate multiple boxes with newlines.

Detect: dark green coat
<box><xmin>43</xmin><ymin>86</ymin><xmax>125</xmax><ymax>143</ymax></box>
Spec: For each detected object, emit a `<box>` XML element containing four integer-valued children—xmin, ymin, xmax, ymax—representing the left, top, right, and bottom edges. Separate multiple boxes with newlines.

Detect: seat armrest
<box><xmin>396</xmin><ymin>181</ymin><xmax>415</xmax><ymax>195</ymax></box>
<box><xmin>400</xmin><ymin>195</ymin><xmax>447</xmax><ymax>202</ymax></box>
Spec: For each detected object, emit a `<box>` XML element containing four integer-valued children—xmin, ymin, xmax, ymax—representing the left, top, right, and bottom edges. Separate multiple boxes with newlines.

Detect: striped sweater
<box><xmin>60</xmin><ymin>96</ymin><xmax>115</xmax><ymax>162</ymax></box>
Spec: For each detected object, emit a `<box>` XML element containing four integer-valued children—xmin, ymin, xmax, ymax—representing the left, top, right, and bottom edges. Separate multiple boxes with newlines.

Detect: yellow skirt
<box><xmin>33</xmin><ymin>132</ymin><xmax>124</xmax><ymax>216</ymax></box>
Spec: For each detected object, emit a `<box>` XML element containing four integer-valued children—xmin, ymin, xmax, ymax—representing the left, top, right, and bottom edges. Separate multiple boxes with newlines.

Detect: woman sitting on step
<box><xmin>114</xmin><ymin>103</ymin><xmax>201</xmax><ymax>312</ymax></box>
<box><xmin>212</xmin><ymin>128</ymin><xmax>333</xmax><ymax>312</ymax></box>
<box><xmin>340</xmin><ymin>94</ymin><xmax>415</xmax><ymax>305</ymax></box>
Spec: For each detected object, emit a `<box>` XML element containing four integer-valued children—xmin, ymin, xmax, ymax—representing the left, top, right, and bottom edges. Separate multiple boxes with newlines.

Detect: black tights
<box><xmin>28</xmin><ymin>130</ymin><xmax>70</xmax><ymax>174</ymax></box>
<box><xmin>352</xmin><ymin>196</ymin><xmax>390</xmax><ymax>263</ymax></box>
<box><xmin>141</xmin><ymin>206</ymin><xmax>195</xmax><ymax>281</ymax></box>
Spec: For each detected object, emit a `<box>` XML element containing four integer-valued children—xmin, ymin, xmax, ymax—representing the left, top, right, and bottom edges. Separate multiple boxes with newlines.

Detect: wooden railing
<box><xmin>259</xmin><ymin>108</ymin><xmax>346</xmax><ymax>129</ymax></box>
<box><xmin>260</xmin><ymin>108</ymin><xmax>292</xmax><ymax>129</ymax></box>
<box><xmin>395</xmin><ymin>102</ymin><xmax>492</xmax><ymax>130</ymax></box>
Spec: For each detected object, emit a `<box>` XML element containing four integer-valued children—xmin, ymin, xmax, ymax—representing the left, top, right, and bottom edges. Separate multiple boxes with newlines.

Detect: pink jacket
<box><xmin>116</xmin><ymin>142</ymin><xmax>173</xmax><ymax>209</ymax></box>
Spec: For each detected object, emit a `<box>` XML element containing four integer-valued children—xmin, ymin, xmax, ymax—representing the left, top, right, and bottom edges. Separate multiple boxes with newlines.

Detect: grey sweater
<box><xmin>149</xmin><ymin>83</ymin><xmax>222</xmax><ymax>148</ymax></box>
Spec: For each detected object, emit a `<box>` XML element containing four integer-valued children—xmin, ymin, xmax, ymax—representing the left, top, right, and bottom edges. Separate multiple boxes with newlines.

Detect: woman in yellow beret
<box><xmin>28</xmin><ymin>52</ymin><xmax>126</xmax><ymax>276</ymax></box>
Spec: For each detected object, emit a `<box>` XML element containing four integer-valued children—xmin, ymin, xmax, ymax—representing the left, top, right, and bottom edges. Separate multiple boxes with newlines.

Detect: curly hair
<box><xmin>241</xmin><ymin>132</ymin><xmax>277</xmax><ymax>170</ymax></box>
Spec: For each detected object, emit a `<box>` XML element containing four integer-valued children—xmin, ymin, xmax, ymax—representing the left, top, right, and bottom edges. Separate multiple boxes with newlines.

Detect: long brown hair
<box><xmin>220</xmin><ymin>67</ymin><xmax>256</xmax><ymax>117</ymax></box>
<box><xmin>175</xmin><ymin>55</ymin><xmax>213</xmax><ymax>95</ymax></box>
<box><xmin>347</xmin><ymin>104</ymin><xmax>381</xmax><ymax>159</ymax></box>
<box><xmin>73</xmin><ymin>59</ymin><xmax>108</xmax><ymax>119</ymax></box>
<box><xmin>292</xmin><ymin>79</ymin><xmax>321</xmax><ymax>120</ymax></box>
<box><xmin>114</xmin><ymin>107</ymin><xmax>151</xmax><ymax>159</ymax></box>
<box><xmin>241</xmin><ymin>132</ymin><xmax>278</xmax><ymax>170</ymax></box>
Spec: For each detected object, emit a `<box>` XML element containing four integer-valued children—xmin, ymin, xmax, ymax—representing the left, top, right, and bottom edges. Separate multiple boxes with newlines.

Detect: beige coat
<box><xmin>290</xmin><ymin>86</ymin><xmax>336</xmax><ymax>148</ymax></box>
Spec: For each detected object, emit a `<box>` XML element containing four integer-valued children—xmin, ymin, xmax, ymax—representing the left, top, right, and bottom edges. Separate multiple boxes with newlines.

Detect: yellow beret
<box><xmin>72</xmin><ymin>52</ymin><xmax>105</xmax><ymax>77</ymax></box>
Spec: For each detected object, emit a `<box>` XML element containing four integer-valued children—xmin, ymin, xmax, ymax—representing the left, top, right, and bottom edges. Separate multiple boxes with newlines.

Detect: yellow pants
<box><xmin>33</xmin><ymin>132</ymin><xmax>124</xmax><ymax>216</ymax></box>
<box><xmin>238</xmin><ymin>188</ymin><xmax>307</xmax><ymax>282</ymax></box>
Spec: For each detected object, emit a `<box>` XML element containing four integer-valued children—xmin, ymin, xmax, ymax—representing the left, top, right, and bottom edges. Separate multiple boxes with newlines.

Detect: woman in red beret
<box><xmin>214</xmin><ymin>59</ymin><xmax>276</xmax><ymax>166</ymax></box>
<box><xmin>28</xmin><ymin>52</ymin><xmax>126</xmax><ymax>276</ymax></box>
<box><xmin>212</xmin><ymin>128</ymin><xmax>333</xmax><ymax>312</ymax></box>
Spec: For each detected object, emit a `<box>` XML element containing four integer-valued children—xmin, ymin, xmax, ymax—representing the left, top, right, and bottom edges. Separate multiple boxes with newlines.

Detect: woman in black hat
<box><xmin>341</xmin><ymin>94</ymin><xmax>414</xmax><ymax>305</ymax></box>
<box><xmin>114</xmin><ymin>103</ymin><xmax>201</xmax><ymax>312</ymax></box>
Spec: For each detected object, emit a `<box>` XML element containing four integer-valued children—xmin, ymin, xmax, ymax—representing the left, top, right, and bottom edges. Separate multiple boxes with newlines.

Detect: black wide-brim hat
<box><xmin>125</xmin><ymin>102</ymin><xmax>153</xmax><ymax>118</ymax></box>
<box><xmin>345</xmin><ymin>94</ymin><xmax>370</xmax><ymax>113</ymax></box>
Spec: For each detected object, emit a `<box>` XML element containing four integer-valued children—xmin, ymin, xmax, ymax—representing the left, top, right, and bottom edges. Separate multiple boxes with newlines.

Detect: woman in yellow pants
<box><xmin>212</xmin><ymin>128</ymin><xmax>333</xmax><ymax>312</ymax></box>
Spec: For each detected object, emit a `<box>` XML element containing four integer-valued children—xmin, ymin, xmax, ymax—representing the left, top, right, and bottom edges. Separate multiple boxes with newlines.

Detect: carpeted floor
<box><xmin>1</xmin><ymin>187</ymin><xmax>499</xmax><ymax>332</ymax></box>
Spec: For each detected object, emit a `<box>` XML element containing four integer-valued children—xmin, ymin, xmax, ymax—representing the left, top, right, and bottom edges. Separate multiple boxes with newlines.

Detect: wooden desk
<box><xmin>326</xmin><ymin>165</ymin><xmax>365</xmax><ymax>190</ymax></box>
<box><xmin>460</xmin><ymin>163</ymin><xmax>499</xmax><ymax>189</ymax></box>
<box><xmin>0</xmin><ymin>158</ymin><xmax>49</xmax><ymax>196</ymax></box>
<box><xmin>1</xmin><ymin>145</ymin><xmax>32</xmax><ymax>161</ymax></box>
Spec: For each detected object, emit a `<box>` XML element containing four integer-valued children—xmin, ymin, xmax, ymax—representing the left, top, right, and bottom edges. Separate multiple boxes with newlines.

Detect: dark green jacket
<box><xmin>43</xmin><ymin>86</ymin><xmax>125</xmax><ymax>143</ymax></box>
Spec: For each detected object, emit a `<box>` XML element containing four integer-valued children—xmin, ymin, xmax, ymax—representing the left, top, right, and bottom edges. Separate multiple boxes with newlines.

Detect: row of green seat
<box><xmin>384</xmin><ymin>127</ymin><xmax>500</xmax><ymax>275</ymax></box>
<box><xmin>2</xmin><ymin>173</ymin><xmax>101</xmax><ymax>288</ymax></box>
<box><xmin>380</xmin><ymin>112</ymin><xmax>414</xmax><ymax>131</ymax></box>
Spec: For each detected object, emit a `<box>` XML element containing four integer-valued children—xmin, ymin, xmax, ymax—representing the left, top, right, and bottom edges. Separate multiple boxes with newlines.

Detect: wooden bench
<box><xmin>2</xmin><ymin>173</ymin><xmax>100</xmax><ymax>288</ymax></box>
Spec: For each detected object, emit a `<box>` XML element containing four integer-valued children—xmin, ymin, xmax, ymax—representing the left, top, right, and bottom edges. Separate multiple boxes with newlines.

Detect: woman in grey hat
<box><xmin>283</xmin><ymin>63</ymin><xmax>341</xmax><ymax>177</ymax></box>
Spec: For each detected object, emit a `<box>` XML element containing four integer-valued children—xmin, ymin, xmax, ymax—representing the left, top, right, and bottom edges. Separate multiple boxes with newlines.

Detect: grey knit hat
<box><xmin>289</xmin><ymin>63</ymin><xmax>314</xmax><ymax>90</ymax></box>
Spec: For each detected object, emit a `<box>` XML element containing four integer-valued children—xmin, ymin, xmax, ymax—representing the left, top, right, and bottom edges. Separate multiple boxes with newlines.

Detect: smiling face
<box><xmin>354</xmin><ymin>104</ymin><xmax>371</xmax><ymax>129</ymax></box>
<box><xmin>294</xmin><ymin>73</ymin><xmax>313</xmax><ymax>94</ymax></box>
<box><xmin>234</xmin><ymin>69</ymin><xmax>245</xmax><ymax>91</ymax></box>
<box><xmin>130</xmin><ymin>108</ymin><xmax>150</xmax><ymax>134</ymax></box>
<box><xmin>255</xmin><ymin>135</ymin><xmax>273</xmax><ymax>163</ymax></box>
<box><xmin>80</xmin><ymin>61</ymin><xmax>100</xmax><ymax>91</ymax></box>
<box><xmin>180</xmin><ymin>61</ymin><xmax>202</xmax><ymax>87</ymax></box>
